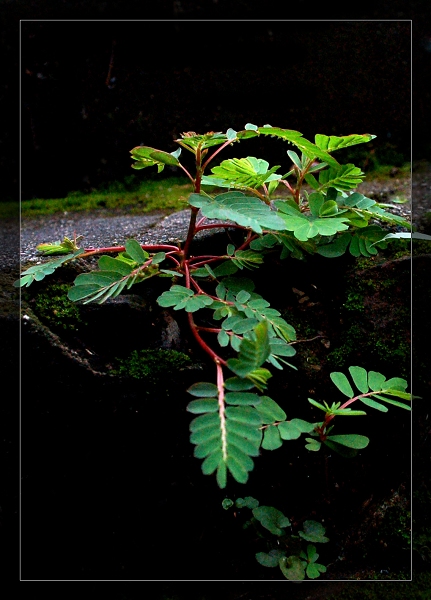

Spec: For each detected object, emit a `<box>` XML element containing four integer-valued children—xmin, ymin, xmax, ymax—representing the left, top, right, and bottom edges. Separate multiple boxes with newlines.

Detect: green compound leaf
<box><xmin>227</xmin><ymin>288</ymin><xmax>296</xmax><ymax>345</ymax></box>
<box><xmin>255</xmin><ymin>126</ymin><xmax>340</xmax><ymax>168</ymax></box>
<box><xmin>201</xmin><ymin>156</ymin><xmax>282</xmax><ymax>190</ymax></box>
<box><xmin>188</xmin><ymin>191</ymin><xmax>286</xmax><ymax>234</ymax></box>
<box><xmin>231</xmin><ymin>249</ymin><xmax>264</xmax><ymax>270</ymax></box>
<box><xmin>14</xmin><ymin>249</ymin><xmax>84</xmax><ymax>287</ymax></box>
<box><xmin>302</xmin><ymin>544</ymin><xmax>327</xmax><ymax>579</ymax></box>
<box><xmin>315</xmin><ymin>133</ymin><xmax>376</xmax><ymax>152</ymax></box>
<box><xmin>299</xmin><ymin>521</ymin><xmax>329</xmax><ymax>543</ymax></box>
<box><xmin>68</xmin><ymin>254</ymin><xmax>162</xmax><ymax>303</ymax></box>
<box><xmin>347</xmin><ymin>226</ymin><xmax>389</xmax><ymax>258</ymax></box>
<box><xmin>235</xmin><ymin>368</ymin><xmax>272</xmax><ymax>392</ymax></box>
<box><xmin>317</xmin><ymin>164</ymin><xmax>365</xmax><ymax>192</ymax></box>
<box><xmin>176</xmin><ymin>130</ymin><xmax>234</xmax><ymax>152</ymax></box>
<box><xmin>340</xmin><ymin>193</ymin><xmax>411</xmax><ymax>230</ymax></box>
<box><xmin>130</xmin><ymin>145</ymin><xmax>181</xmax><ymax>173</ymax></box>
<box><xmin>188</xmin><ymin>388</ymin><xmax>264</xmax><ymax>488</ymax></box>
<box><xmin>227</xmin><ymin>320</ymin><xmax>271</xmax><ymax>377</ymax></box>
<box><xmin>157</xmin><ymin>285</ymin><xmax>214</xmax><ymax>312</ymax></box>
<box><xmin>252</xmin><ymin>505</ymin><xmax>291</xmax><ymax>536</ymax></box>
<box><xmin>330</xmin><ymin>368</ymin><xmax>411</xmax><ymax>411</ymax></box>
<box><xmin>279</xmin><ymin>555</ymin><xmax>305</xmax><ymax>580</ymax></box>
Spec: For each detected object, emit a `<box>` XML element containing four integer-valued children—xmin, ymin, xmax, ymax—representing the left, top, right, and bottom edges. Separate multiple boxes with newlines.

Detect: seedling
<box><xmin>16</xmin><ymin>124</ymin><xmax>412</xmax><ymax>488</ymax></box>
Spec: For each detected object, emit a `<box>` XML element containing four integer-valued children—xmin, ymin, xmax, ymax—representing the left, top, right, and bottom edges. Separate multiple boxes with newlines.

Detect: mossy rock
<box><xmin>110</xmin><ymin>348</ymin><xmax>192</xmax><ymax>394</ymax></box>
<box><xmin>327</xmin><ymin>255</ymin><xmax>411</xmax><ymax>377</ymax></box>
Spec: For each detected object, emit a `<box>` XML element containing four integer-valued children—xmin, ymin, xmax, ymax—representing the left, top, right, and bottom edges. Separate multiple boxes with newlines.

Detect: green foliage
<box><xmin>14</xmin><ymin>250</ymin><xmax>84</xmax><ymax>287</ymax></box>
<box><xmin>201</xmin><ymin>156</ymin><xmax>282</xmax><ymax>190</ymax></box>
<box><xmin>224</xmin><ymin>496</ymin><xmax>328</xmax><ymax>580</ymax></box>
<box><xmin>68</xmin><ymin>240</ymin><xmax>163</xmax><ymax>304</ymax></box>
<box><xmin>16</xmin><ymin>123</ymin><xmax>412</xmax><ymax>493</ymax></box>
<box><xmin>306</xmin><ymin>366</ymin><xmax>412</xmax><ymax>457</ymax></box>
<box><xmin>130</xmin><ymin>145</ymin><xmax>181</xmax><ymax>172</ymax></box>
<box><xmin>157</xmin><ymin>285</ymin><xmax>214</xmax><ymax>312</ymax></box>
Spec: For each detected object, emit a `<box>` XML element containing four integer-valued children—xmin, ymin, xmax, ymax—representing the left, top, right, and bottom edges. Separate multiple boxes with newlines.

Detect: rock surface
<box><xmin>3</xmin><ymin>167</ymin><xmax>428</xmax><ymax>582</ymax></box>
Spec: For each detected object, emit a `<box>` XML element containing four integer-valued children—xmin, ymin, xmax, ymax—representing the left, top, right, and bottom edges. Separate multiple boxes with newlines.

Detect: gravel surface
<box><xmin>2</xmin><ymin>162</ymin><xmax>431</xmax><ymax>274</ymax></box>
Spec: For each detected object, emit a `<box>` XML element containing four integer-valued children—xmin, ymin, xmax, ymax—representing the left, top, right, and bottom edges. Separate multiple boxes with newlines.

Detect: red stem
<box><xmin>202</xmin><ymin>138</ymin><xmax>237</xmax><ymax>172</ymax></box>
<box><xmin>322</xmin><ymin>390</ymin><xmax>383</xmax><ymax>429</ymax></box>
<box><xmin>195</xmin><ymin>223</ymin><xmax>247</xmax><ymax>233</ymax></box>
<box><xmin>79</xmin><ymin>242</ymin><xmax>180</xmax><ymax>258</ymax></box>
<box><xmin>187</xmin><ymin>312</ymin><xmax>227</xmax><ymax>366</ymax></box>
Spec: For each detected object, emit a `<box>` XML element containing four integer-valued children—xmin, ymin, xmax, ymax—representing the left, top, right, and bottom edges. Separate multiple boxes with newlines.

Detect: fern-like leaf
<box><xmin>68</xmin><ymin>241</ymin><xmax>161</xmax><ymax>304</ymax></box>
<box><xmin>231</xmin><ymin>249</ymin><xmax>265</xmax><ymax>270</ymax></box>
<box><xmin>315</xmin><ymin>133</ymin><xmax>376</xmax><ymax>152</ymax></box>
<box><xmin>187</xmin><ymin>382</ymin><xmax>264</xmax><ymax>488</ymax></box>
<box><xmin>201</xmin><ymin>156</ymin><xmax>281</xmax><ymax>190</ymax></box>
<box><xmin>330</xmin><ymin>367</ymin><xmax>412</xmax><ymax>411</ymax></box>
<box><xmin>316</xmin><ymin>164</ymin><xmax>366</xmax><ymax>192</ymax></box>
<box><xmin>14</xmin><ymin>249</ymin><xmax>84</xmax><ymax>287</ymax></box>
<box><xmin>130</xmin><ymin>145</ymin><xmax>181</xmax><ymax>173</ymax></box>
<box><xmin>227</xmin><ymin>320</ymin><xmax>271</xmax><ymax>377</ymax></box>
<box><xmin>253</xmin><ymin>126</ymin><xmax>340</xmax><ymax>168</ymax></box>
<box><xmin>157</xmin><ymin>284</ymin><xmax>214</xmax><ymax>312</ymax></box>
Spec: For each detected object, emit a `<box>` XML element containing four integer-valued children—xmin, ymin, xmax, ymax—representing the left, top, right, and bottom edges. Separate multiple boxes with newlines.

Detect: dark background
<box><xmin>0</xmin><ymin>2</ymin><xmax>430</xmax><ymax>205</ymax></box>
<box><xmin>1</xmin><ymin>0</ymin><xmax>430</xmax><ymax>595</ymax></box>
<box><xmin>20</xmin><ymin>20</ymin><xmax>412</xmax><ymax>200</ymax></box>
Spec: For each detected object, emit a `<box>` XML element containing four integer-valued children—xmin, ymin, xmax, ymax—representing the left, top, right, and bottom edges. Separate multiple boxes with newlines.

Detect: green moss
<box><xmin>413</xmin><ymin>239</ymin><xmax>431</xmax><ymax>256</ymax></box>
<box><xmin>17</xmin><ymin>176</ymin><xmax>191</xmax><ymax>218</ymax></box>
<box><xmin>111</xmin><ymin>349</ymin><xmax>192</xmax><ymax>392</ymax></box>
<box><xmin>32</xmin><ymin>283</ymin><xmax>85</xmax><ymax>330</ymax></box>
<box><xmin>327</xmin><ymin>261</ymin><xmax>410</xmax><ymax>375</ymax></box>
